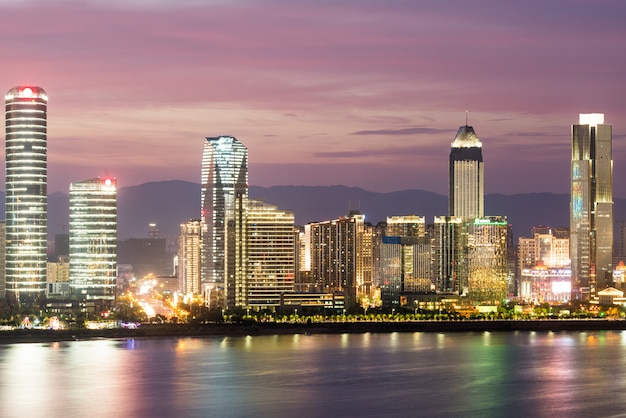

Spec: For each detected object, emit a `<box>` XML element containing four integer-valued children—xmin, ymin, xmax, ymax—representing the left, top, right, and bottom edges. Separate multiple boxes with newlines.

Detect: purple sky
<box><xmin>2</xmin><ymin>0</ymin><xmax>625</xmax><ymax>196</ymax></box>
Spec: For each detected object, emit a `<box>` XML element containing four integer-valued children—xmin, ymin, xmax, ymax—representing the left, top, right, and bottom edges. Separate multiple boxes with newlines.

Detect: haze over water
<box><xmin>1</xmin><ymin>331</ymin><xmax>626</xmax><ymax>417</ymax></box>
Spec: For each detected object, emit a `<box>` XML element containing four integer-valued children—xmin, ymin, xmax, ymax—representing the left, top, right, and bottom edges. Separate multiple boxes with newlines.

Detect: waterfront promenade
<box><xmin>2</xmin><ymin>319</ymin><xmax>626</xmax><ymax>344</ymax></box>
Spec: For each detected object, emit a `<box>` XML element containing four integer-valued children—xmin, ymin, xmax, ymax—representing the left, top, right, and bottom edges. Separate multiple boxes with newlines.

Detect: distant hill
<box><xmin>2</xmin><ymin>181</ymin><xmax>625</xmax><ymax>242</ymax></box>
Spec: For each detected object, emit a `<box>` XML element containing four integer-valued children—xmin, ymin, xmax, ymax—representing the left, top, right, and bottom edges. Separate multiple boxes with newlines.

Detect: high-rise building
<box><xmin>5</xmin><ymin>86</ymin><xmax>48</xmax><ymax>306</ymax></box>
<box><xmin>380</xmin><ymin>216</ymin><xmax>432</xmax><ymax>309</ymax></box>
<box><xmin>69</xmin><ymin>178</ymin><xmax>117</xmax><ymax>301</ymax></box>
<box><xmin>570</xmin><ymin>113</ymin><xmax>613</xmax><ymax>301</ymax></box>
<box><xmin>467</xmin><ymin>217</ymin><xmax>508</xmax><ymax>304</ymax></box>
<box><xmin>619</xmin><ymin>223</ymin><xmax>626</xmax><ymax>260</ymax></box>
<box><xmin>0</xmin><ymin>221</ymin><xmax>5</xmax><ymax>299</ymax></box>
<box><xmin>449</xmin><ymin>124</ymin><xmax>484</xmax><ymax>219</ymax></box>
<box><xmin>201</xmin><ymin>136</ymin><xmax>248</xmax><ymax>309</ymax></box>
<box><xmin>246</xmin><ymin>199</ymin><xmax>295</xmax><ymax>309</ymax></box>
<box><xmin>518</xmin><ymin>228</ymin><xmax>570</xmax><ymax>272</ymax></box>
<box><xmin>433</xmin><ymin>216</ymin><xmax>468</xmax><ymax>294</ymax></box>
<box><xmin>178</xmin><ymin>220</ymin><xmax>202</xmax><ymax>296</ymax></box>
<box><xmin>308</xmin><ymin>211</ymin><xmax>372</xmax><ymax>308</ymax></box>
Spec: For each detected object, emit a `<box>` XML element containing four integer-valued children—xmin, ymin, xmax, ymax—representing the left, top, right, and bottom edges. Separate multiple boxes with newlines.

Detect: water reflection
<box><xmin>1</xmin><ymin>332</ymin><xmax>626</xmax><ymax>417</ymax></box>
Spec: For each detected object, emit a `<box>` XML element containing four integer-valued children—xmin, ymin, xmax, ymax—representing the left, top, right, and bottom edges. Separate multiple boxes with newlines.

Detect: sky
<box><xmin>1</xmin><ymin>0</ymin><xmax>625</xmax><ymax>196</ymax></box>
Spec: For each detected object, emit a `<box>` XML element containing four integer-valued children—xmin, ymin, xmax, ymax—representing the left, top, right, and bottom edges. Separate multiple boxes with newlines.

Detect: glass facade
<box><xmin>433</xmin><ymin>216</ymin><xmax>468</xmax><ymax>294</ymax></box>
<box><xmin>201</xmin><ymin>136</ymin><xmax>248</xmax><ymax>309</ymax></box>
<box><xmin>69</xmin><ymin>178</ymin><xmax>117</xmax><ymax>300</ymax></box>
<box><xmin>467</xmin><ymin>217</ymin><xmax>508</xmax><ymax>304</ymax></box>
<box><xmin>570</xmin><ymin>114</ymin><xmax>613</xmax><ymax>301</ymax></box>
<box><xmin>381</xmin><ymin>216</ymin><xmax>432</xmax><ymax>310</ymax></box>
<box><xmin>5</xmin><ymin>86</ymin><xmax>48</xmax><ymax>305</ymax></box>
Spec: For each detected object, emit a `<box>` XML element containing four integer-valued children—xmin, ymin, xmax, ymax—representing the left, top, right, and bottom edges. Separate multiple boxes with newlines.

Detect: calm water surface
<box><xmin>1</xmin><ymin>331</ymin><xmax>626</xmax><ymax>417</ymax></box>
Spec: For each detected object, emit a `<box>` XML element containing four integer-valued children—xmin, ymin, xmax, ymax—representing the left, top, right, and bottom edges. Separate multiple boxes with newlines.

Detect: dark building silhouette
<box><xmin>117</xmin><ymin>238</ymin><xmax>168</xmax><ymax>279</ymax></box>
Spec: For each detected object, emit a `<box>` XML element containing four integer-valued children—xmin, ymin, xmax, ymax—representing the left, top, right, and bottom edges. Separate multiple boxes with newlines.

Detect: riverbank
<box><xmin>2</xmin><ymin>319</ymin><xmax>626</xmax><ymax>344</ymax></box>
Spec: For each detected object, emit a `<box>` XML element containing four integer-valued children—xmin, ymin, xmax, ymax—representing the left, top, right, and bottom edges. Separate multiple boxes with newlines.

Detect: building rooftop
<box><xmin>451</xmin><ymin>125</ymin><xmax>482</xmax><ymax>148</ymax></box>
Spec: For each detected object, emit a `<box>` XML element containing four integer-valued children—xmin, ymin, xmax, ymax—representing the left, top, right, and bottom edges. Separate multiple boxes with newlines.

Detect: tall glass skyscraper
<box><xmin>201</xmin><ymin>136</ymin><xmax>248</xmax><ymax>309</ymax></box>
<box><xmin>5</xmin><ymin>86</ymin><xmax>48</xmax><ymax>306</ymax></box>
<box><xmin>571</xmin><ymin>113</ymin><xmax>613</xmax><ymax>301</ymax></box>
<box><xmin>449</xmin><ymin>125</ymin><xmax>484</xmax><ymax>219</ymax></box>
<box><xmin>69</xmin><ymin>178</ymin><xmax>117</xmax><ymax>301</ymax></box>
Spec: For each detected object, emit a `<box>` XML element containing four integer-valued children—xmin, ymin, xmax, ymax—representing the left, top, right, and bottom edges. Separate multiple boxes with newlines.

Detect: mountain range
<box><xmin>3</xmin><ymin>180</ymin><xmax>625</xmax><ymax>242</ymax></box>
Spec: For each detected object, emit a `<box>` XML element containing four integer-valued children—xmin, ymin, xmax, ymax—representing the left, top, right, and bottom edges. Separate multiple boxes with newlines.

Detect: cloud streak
<box><xmin>351</xmin><ymin>127</ymin><xmax>454</xmax><ymax>136</ymax></box>
<box><xmin>0</xmin><ymin>0</ymin><xmax>624</xmax><ymax>196</ymax></box>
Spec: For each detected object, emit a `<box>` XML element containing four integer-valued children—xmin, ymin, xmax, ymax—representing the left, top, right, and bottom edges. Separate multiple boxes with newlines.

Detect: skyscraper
<box><xmin>433</xmin><ymin>216</ymin><xmax>468</xmax><ymax>294</ymax></box>
<box><xmin>5</xmin><ymin>86</ymin><xmax>48</xmax><ymax>306</ymax></box>
<box><xmin>69</xmin><ymin>178</ymin><xmax>117</xmax><ymax>301</ymax></box>
<box><xmin>449</xmin><ymin>124</ymin><xmax>484</xmax><ymax>219</ymax></box>
<box><xmin>467</xmin><ymin>217</ymin><xmax>508</xmax><ymax>304</ymax></box>
<box><xmin>178</xmin><ymin>220</ymin><xmax>202</xmax><ymax>296</ymax></box>
<box><xmin>201</xmin><ymin>136</ymin><xmax>248</xmax><ymax>309</ymax></box>
<box><xmin>308</xmin><ymin>211</ymin><xmax>372</xmax><ymax>308</ymax></box>
<box><xmin>246</xmin><ymin>199</ymin><xmax>295</xmax><ymax>309</ymax></box>
<box><xmin>571</xmin><ymin>113</ymin><xmax>613</xmax><ymax>301</ymax></box>
<box><xmin>380</xmin><ymin>216</ymin><xmax>432</xmax><ymax>310</ymax></box>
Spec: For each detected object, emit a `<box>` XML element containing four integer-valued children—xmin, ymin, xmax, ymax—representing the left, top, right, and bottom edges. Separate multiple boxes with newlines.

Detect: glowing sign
<box><xmin>552</xmin><ymin>281</ymin><xmax>571</xmax><ymax>293</ymax></box>
<box><xmin>572</xmin><ymin>182</ymin><xmax>583</xmax><ymax>217</ymax></box>
<box><xmin>104</xmin><ymin>178</ymin><xmax>112</xmax><ymax>187</ymax></box>
<box><xmin>22</xmin><ymin>87</ymin><xmax>33</xmax><ymax>97</ymax></box>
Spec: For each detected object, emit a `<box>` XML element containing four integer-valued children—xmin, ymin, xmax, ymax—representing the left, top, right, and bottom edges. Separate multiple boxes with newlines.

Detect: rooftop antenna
<box><xmin>465</xmin><ymin>109</ymin><xmax>469</xmax><ymax>126</ymax></box>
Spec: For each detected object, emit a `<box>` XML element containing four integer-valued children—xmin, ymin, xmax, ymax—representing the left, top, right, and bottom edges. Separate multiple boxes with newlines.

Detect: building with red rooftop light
<box><xmin>69</xmin><ymin>177</ymin><xmax>118</xmax><ymax>302</ymax></box>
<box><xmin>4</xmin><ymin>86</ymin><xmax>48</xmax><ymax>306</ymax></box>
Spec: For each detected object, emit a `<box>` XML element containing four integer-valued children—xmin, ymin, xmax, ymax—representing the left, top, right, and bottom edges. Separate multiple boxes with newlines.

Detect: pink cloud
<box><xmin>0</xmin><ymin>0</ymin><xmax>624</xmax><ymax>196</ymax></box>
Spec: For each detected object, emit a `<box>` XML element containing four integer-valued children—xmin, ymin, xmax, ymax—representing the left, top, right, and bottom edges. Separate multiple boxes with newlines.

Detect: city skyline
<box><xmin>1</xmin><ymin>1</ymin><xmax>625</xmax><ymax>196</ymax></box>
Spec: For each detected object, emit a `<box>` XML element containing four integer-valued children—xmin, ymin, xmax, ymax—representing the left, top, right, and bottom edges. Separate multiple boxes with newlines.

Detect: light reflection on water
<box><xmin>1</xmin><ymin>331</ymin><xmax>626</xmax><ymax>417</ymax></box>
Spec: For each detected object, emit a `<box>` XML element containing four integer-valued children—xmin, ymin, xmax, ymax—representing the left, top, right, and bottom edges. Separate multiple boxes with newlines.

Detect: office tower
<box><xmin>571</xmin><ymin>113</ymin><xmax>613</xmax><ymax>301</ymax></box>
<box><xmin>69</xmin><ymin>178</ymin><xmax>117</xmax><ymax>301</ymax></box>
<box><xmin>380</xmin><ymin>216</ymin><xmax>432</xmax><ymax>310</ymax></box>
<box><xmin>0</xmin><ymin>221</ymin><xmax>5</xmax><ymax>298</ymax></box>
<box><xmin>518</xmin><ymin>227</ymin><xmax>571</xmax><ymax>303</ymax></box>
<box><xmin>246</xmin><ymin>199</ymin><xmax>295</xmax><ymax>308</ymax></box>
<box><xmin>178</xmin><ymin>220</ymin><xmax>202</xmax><ymax>295</ymax></box>
<box><xmin>467</xmin><ymin>217</ymin><xmax>508</xmax><ymax>304</ymax></box>
<box><xmin>201</xmin><ymin>136</ymin><xmax>248</xmax><ymax>309</ymax></box>
<box><xmin>308</xmin><ymin>211</ymin><xmax>372</xmax><ymax>308</ymax></box>
<box><xmin>54</xmin><ymin>234</ymin><xmax>70</xmax><ymax>261</ymax></box>
<box><xmin>433</xmin><ymin>216</ymin><xmax>468</xmax><ymax>294</ymax></box>
<box><xmin>449</xmin><ymin>124</ymin><xmax>484</xmax><ymax>219</ymax></box>
<box><xmin>5</xmin><ymin>86</ymin><xmax>48</xmax><ymax>306</ymax></box>
<box><xmin>620</xmin><ymin>223</ymin><xmax>626</xmax><ymax>260</ymax></box>
<box><xmin>518</xmin><ymin>228</ymin><xmax>570</xmax><ymax>271</ymax></box>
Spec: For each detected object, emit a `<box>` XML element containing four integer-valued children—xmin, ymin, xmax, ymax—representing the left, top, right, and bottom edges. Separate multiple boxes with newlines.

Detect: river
<box><xmin>1</xmin><ymin>331</ymin><xmax>625</xmax><ymax>417</ymax></box>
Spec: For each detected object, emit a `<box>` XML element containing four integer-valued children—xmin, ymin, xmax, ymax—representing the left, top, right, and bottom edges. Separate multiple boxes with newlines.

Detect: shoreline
<box><xmin>2</xmin><ymin>319</ymin><xmax>626</xmax><ymax>344</ymax></box>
